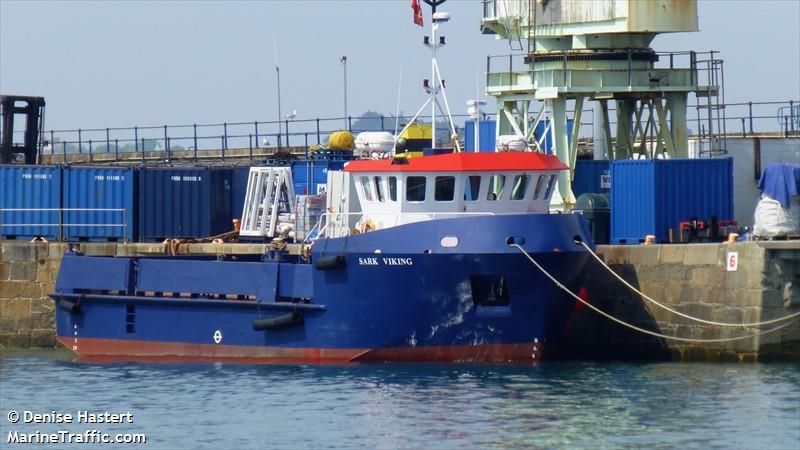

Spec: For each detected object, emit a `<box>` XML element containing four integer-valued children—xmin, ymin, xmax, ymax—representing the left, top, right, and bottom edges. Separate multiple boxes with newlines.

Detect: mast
<box><xmin>425</xmin><ymin>0</ymin><xmax>444</xmax><ymax>151</ymax></box>
<box><xmin>396</xmin><ymin>0</ymin><xmax>460</xmax><ymax>154</ymax></box>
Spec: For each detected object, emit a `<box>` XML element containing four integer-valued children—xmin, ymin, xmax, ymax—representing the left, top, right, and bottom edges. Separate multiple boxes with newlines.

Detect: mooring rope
<box><xmin>510</xmin><ymin>244</ymin><xmax>798</xmax><ymax>343</ymax></box>
<box><xmin>577</xmin><ymin>241</ymin><xmax>800</xmax><ymax>327</ymax></box>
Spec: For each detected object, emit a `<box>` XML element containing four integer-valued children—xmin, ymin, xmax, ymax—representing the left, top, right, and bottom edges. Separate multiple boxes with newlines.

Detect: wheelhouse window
<box><xmin>544</xmin><ymin>174</ymin><xmax>557</xmax><ymax>199</ymax></box>
<box><xmin>532</xmin><ymin>175</ymin><xmax>545</xmax><ymax>200</ymax></box>
<box><xmin>464</xmin><ymin>176</ymin><xmax>481</xmax><ymax>201</ymax></box>
<box><xmin>511</xmin><ymin>174</ymin><xmax>529</xmax><ymax>200</ymax></box>
<box><xmin>374</xmin><ymin>176</ymin><xmax>385</xmax><ymax>202</ymax></box>
<box><xmin>360</xmin><ymin>176</ymin><xmax>374</xmax><ymax>202</ymax></box>
<box><xmin>406</xmin><ymin>176</ymin><xmax>427</xmax><ymax>202</ymax></box>
<box><xmin>435</xmin><ymin>176</ymin><xmax>455</xmax><ymax>201</ymax></box>
<box><xmin>487</xmin><ymin>174</ymin><xmax>505</xmax><ymax>201</ymax></box>
<box><xmin>388</xmin><ymin>176</ymin><xmax>398</xmax><ymax>201</ymax></box>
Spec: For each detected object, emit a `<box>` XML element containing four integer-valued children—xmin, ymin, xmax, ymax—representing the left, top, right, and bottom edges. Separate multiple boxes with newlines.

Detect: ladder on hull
<box><xmin>240</xmin><ymin>167</ymin><xmax>296</xmax><ymax>238</ymax></box>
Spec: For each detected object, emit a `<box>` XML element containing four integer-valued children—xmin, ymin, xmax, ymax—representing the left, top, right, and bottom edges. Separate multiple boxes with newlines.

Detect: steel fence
<box><xmin>4</xmin><ymin>100</ymin><xmax>797</xmax><ymax>163</ymax></box>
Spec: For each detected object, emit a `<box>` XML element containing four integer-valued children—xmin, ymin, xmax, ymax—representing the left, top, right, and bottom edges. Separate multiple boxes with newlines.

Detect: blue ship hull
<box><xmin>52</xmin><ymin>213</ymin><xmax>593</xmax><ymax>363</ymax></box>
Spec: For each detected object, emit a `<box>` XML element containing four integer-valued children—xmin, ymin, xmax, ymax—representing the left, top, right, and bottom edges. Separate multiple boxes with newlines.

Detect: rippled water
<box><xmin>1</xmin><ymin>350</ymin><xmax>798</xmax><ymax>449</ymax></box>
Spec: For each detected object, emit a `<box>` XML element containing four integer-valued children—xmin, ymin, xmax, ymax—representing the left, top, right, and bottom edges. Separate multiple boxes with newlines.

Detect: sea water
<box><xmin>1</xmin><ymin>350</ymin><xmax>798</xmax><ymax>449</ymax></box>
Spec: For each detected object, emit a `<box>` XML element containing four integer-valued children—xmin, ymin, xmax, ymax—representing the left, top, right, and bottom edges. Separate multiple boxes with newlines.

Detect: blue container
<box><xmin>310</xmin><ymin>150</ymin><xmax>354</xmax><ymax>161</ymax></box>
<box><xmin>573</xmin><ymin>159</ymin><xmax>611</xmax><ymax>198</ymax></box>
<box><xmin>291</xmin><ymin>160</ymin><xmax>346</xmax><ymax>196</ymax></box>
<box><xmin>611</xmin><ymin>158</ymin><xmax>734</xmax><ymax>244</ymax></box>
<box><xmin>422</xmin><ymin>148</ymin><xmax>455</xmax><ymax>157</ymax></box>
<box><xmin>534</xmin><ymin>119</ymin><xmax>573</xmax><ymax>154</ymax></box>
<box><xmin>232</xmin><ymin>166</ymin><xmax>252</xmax><ymax>220</ymax></box>
<box><xmin>464</xmin><ymin>119</ymin><xmax>572</xmax><ymax>153</ymax></box>
<box><xmin>0</xmin><ymin>165</ymin><xmax>62</xmax><ymax>240</ymax></box>
<box><xmin>138</xmin><ymin>166</ymin><xmax>232</xmax><ymax>241</ymax></box>
<box><xmin>63</xmin><ymin>166</ymin><xmax>137</xmax><ymax>241</ymax></box>
<box><xmin>464</xmin><ymin>120</ymin><xmax>497</xmax><ymax>152</ymax></box>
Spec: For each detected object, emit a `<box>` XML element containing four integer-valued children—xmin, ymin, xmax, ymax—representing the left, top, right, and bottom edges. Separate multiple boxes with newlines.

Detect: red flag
<box><xmin>412</xmin><ymin>0</ymin><xmax>423</xmax><ymax>27</ymax></box>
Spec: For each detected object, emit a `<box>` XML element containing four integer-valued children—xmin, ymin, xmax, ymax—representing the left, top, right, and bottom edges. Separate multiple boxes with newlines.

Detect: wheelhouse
<box><xmin>344</xmin><ymin>152</ymin><xmax>567</xmax><ymax>230</ymax></box>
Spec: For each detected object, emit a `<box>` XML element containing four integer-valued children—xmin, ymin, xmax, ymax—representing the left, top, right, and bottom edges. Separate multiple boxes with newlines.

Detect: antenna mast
<box><xmin>422</xmin><ymin>0</ymin><xmax>460</xmax><ymax>152</ymax></box>
<box><xmin>395</xmin><ymin>0</ymin><xmax>460</xmax><ymax>154</ymax></box>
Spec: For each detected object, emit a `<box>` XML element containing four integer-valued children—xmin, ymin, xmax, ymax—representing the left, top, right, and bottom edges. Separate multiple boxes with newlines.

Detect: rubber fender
<box><xmin>252</xmin><ymin>312</ymin><xmax>304</xmax><ymax>331</ymax></box>
<box><xmin>314</xmin><ymin>255</ymin><xmax>346</xmax><ymax>270</ymax></box>
<box><xmin>57</xmin><ymin>298</ymin><xmax>81</xmax><ymax>314</ymax></box>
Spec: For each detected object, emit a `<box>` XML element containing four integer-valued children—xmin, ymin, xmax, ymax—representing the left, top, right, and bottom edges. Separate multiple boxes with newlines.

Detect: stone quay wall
<box><xmin>0</xmin><ymin>243</ymin><xmax>66</xmax><ymax>348</ymax></box>
<box><xmin>562</xmin><ymin>241</ymin><xmax>799</xmax><ymax>362</ymax></box>
<box><xmin>1</xmin><ymin>240</ymin><xmax>798</xmax><ymax>361</ymax></box>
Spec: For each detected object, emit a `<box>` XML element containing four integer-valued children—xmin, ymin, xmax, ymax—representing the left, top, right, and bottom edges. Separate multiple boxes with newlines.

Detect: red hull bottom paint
<box><xmin>57</xmin><ymin>337</ymin><xmax>542</xmax><ymax>364</ymax></box>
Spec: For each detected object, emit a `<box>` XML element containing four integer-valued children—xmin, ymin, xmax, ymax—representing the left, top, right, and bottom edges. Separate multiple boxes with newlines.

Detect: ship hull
<box><xmin>53</xmin><ymin>213</ymin><xmax>592</xmax><ymax>364</ymax></box>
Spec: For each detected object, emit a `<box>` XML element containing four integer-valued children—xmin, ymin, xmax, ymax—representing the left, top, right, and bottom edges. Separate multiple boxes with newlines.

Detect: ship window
<box><xmin>487</xmin><ymin>174</ymin><xmax>505</xmax><ymax>201</ymax></box>
<box><xmin>360</xmin><ymin>176</ymin><xmax>374</xmax><ymax>202</ymax></box>
<box><xmin>544</xmin><ymin>174</ymin><xmax>557</xmax><ymax>199</ymax></box>
<box><xmin>374</xmin><ymin>176</ymin><xmax>385</xmax><ymax>202</ymax></box>
<box><xmin>388</xmin><ymin>176</ymin><xmax>398</xmax><ymax>201</ymax></box>
<box><xmin>435</xmin><ymin>176</ymin><xmax>455</xmax><ymax>201</ymax></box>
<box><xmin>511</xmin><ymin>174</ymin><xmax>529</xmax><ymax>200</ymax></box>
<box><xmin>532</xmin><ymin>175</ymin><xmax>545</xmax><ymax>200</ymax></box>
<box><xmin>464</xmin><ymin>176</ymin><xmax>481</xmax><ymax>201</ymax></box>
<box><xmin>406</xmin><ymin>176</ymin><xmax>427</xmax><ymax>202</ymax></box>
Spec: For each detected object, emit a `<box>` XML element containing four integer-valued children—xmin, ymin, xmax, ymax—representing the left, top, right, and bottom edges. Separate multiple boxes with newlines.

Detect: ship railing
<box><xmin>303</xmin><ymin>211</ymin><xmax>496</xmax><ymax>244</ymax></box>
<box><xmin>0</xmin><ymin>208</ymin><xmax>128</xmax><ymax>242</ymax></box>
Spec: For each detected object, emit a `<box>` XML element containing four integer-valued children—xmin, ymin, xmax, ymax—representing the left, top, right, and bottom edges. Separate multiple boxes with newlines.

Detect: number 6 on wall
<box><xmin>726</xmin><ymin>252</ymin><xmax>738</xmax><ymax>272</ymax></box>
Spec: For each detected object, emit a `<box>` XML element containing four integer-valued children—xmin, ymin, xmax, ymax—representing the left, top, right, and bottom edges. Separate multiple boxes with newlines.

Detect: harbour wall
<box><xmin>561</xmin><ymin>241</ymin><xmax>799</xmax><ymax>362</ymax></box>
<box><xmin>1</xmin><ymin>240</ymin><xmax>798</xmax><ymax>361</ymax></box>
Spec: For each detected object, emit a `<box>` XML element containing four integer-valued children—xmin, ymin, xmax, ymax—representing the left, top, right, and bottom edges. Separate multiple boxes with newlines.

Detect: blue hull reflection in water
<box><xmin>1</xmin><ymin>351</ymin><xmax>799</xmax><ymax>450</ymax></box>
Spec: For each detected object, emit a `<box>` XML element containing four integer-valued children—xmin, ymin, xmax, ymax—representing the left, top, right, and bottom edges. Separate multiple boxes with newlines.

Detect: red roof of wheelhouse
<box><xmin>344</xmin><ymin>152</ymin><xmax>567</xmax><ymax>173</ymax></box>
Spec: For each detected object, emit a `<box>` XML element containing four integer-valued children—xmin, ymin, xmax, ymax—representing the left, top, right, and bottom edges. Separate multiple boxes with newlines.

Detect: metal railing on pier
<box><xmin>3</xmin><ymin>101</ymin><xmax>797</xmax><ymax>165</ymax></box>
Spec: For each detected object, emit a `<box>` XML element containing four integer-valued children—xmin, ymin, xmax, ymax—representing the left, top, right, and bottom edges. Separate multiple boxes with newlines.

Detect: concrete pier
<box><xmin>562</xmin><ymin>242</ymin><xmax>799</xmax><ymax>361</ymax></box>
<box><xmin>1</xmin><ymin>240</ymin><xmax>798</xmax><ymax>361</ymax></box>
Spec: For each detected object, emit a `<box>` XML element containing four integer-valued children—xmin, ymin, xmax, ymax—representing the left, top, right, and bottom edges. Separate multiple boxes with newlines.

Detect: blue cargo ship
<box><xmin>51</xmin><ymin>152</ymin><xmax>593</xmax><ymax>363</ymax></box>
<box><xmin>48</xmin><ymin>0</ymin><xmax>595</xmax><ymax>363</ymax></box>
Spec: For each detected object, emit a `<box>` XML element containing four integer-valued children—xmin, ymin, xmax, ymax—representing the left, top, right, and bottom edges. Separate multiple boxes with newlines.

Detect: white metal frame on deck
<box><xmin>240</xmin><ymin>167</ymin><xmax>295</xmax><ymax>238</ymax></box>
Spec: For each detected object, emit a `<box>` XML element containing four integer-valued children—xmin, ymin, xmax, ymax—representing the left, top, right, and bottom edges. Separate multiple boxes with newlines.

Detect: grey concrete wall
<box><xmin>562</xmin><ymin>241</ymin><xmax>800</xmax><ymax>361</ymax></box>
<box><xmin>717</xmin><ymin>137</ymin><xmax>800</xmax><ymax>228</ymax></box>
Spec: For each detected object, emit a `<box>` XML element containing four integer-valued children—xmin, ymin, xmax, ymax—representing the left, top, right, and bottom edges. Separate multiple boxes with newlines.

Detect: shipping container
<box><xmin>310</xmin><ymin>150</ymin><xmax>355</xmax><ymax>161</ymax></box>
<box><xmin>463</xmin><ymin>119</ymin><xmax>572</xmax><ymax>153</ymax></box>
<box><xmin>464</xmin><ymin>120</ymin><xmax>497</xmax><ymax>152</ymax></box>
<box><xmin>0</xmin><ymin>165</ymin><xmax>62</xmax><ymax>240</ymax></box>
<box><xmin>534</xmin><ymin>119</ymin><xmax>573</xmax><ymax>154</ymax></box>
<box><xmin>611</xmin><ymin>158</ymin><xmax>734</xmax><ymax>244</ymax></box>
<box><xmin>291</xmin><ymin>160</ymin><xmax>346</xmax><ymax>196</ymax></box>
<box><xmin>138</xmin><ymin>166</ymin><xmax>233</xmax><ymax>241</ymax></box>
<box><xmin>573</xmin><ymin>159</ymin><xmax>611</xmax><ymax>198</ymax></box>
<box><xmin>63</xmin><ymin>166</ymin><xmax>137</xmax><ymax>241</ymax></box>
<box><xmin>231</xmin><ymin>165</ymin><xmax>252</xmax><ymax>221</ymax></box>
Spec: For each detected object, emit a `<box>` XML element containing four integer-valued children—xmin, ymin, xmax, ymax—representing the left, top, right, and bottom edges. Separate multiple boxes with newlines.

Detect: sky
<box><xmin>1</xmin><ymin>0</ymin><xmax>798</xmax><ymax>133</ymax></box>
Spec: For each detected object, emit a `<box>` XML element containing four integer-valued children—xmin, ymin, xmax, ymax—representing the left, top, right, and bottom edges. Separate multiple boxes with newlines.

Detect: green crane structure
<box><xmin>480</xmin><ymin>0</ymin><xmax>725</xmax><ymax>210</ymax></box>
